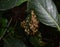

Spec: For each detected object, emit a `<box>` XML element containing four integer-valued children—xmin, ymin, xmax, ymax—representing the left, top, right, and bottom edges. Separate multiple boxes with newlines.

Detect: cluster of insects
<box><xmin>21</xmin><ymin>10</ymin><xmax>39</xmax><ymax>35</ymax></box>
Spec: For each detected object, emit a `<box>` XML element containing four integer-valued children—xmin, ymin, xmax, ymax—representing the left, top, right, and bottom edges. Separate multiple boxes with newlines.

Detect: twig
<box><xmin>0</xmin><ymin>18</ymin><xmax>12</xmax><ymax>40</ymax></box>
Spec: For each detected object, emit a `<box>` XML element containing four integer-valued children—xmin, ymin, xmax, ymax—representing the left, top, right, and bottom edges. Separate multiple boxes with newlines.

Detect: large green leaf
<box><xmin>0</xmin><ymin>0</ymin><xmax>18</xmax><ymax>11</ymax></box>
<box><xmin>16</xmin><ymin>0</ymin><xmax>27</xmax><ymax>6</ymax></box>
<box><xmin>29</xmin><ymin>33</ymin><xmax>46</xmax><ymax>47</ymax></box>
<box><xmin>28</xmin><ymin>0</ymin><xmax>60</xmax><ymax>30</ymax></box>
<box><xmin>4</xmin><ymin>37</ymin><xmax>26</xmax><ymax>47</ymax></box>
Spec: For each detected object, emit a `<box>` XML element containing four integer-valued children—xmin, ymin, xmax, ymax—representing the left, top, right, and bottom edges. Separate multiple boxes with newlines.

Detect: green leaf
<box><xmin>58</xmin><ymin>14</ymin><xmax>60</xmax><ymax>26</ymax></box>
<box><xmin>0</xmin><ymin>18</ymin><xmax>8</xmax><ymax>27</ymax></box>
<box><xmin>29</xmin><ymin>36</ymin><xmax>46</xmax><ymax>47</ymax></box>
<box><xmin>0</xmin><ymin>18</ymin><xmax>8</xmax><ymax>39</ymax></box>
<box><xmin>0</xmin><ymin>28</ymin><xmax>5</xmax><ymax>39</ymax></box>
<box><xmin>16</xmin><ymin>0</ymin><xmax>27</xmax><ymax>6</ymax></box>
<box><xmin>0</xmin><ymin>0</ymin><xmax>18</xmax><ymax>11</ymax></box>
<box><xmin>28</xmin><ymin>0</ymin><xmax>60</xmax><ymax>30</ymax></box>
<box><xmin>29</xmin><ymin>33</ymin><xmax>46</xmax><ymax>47</ymax></box>
<box><xmin>4</xmin><ymin>37</ymin><xmax>26</xmax><ymax>47</ymax></box>
<box><xmin>30</xmin><ymin>36</ymin><xmax>40</xmax><ymax>47</ymax></box>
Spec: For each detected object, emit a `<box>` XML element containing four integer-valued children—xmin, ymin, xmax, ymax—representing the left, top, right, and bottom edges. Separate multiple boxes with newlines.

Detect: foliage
<box><xmin>0</xmin><ymin>0</ymin><xmax>18</xmax><ymax>11</ymax></box>
<box><xmin>28</xmin><ymin>0</ymin><xmax>60</xmax><ymax>31</ymax></box>
<box><xmin>0</xmin><ymin>0</ymin><xmax>27</xmax><ymax>11</ymax></box>
<box><xmin>4</xmin><ymin>36</ymin><xmax>26</xmax><ymax>47</ymax></box>
<box><xmin>16</xmin><ymin>0</ymin><xmax>27</xmax><ymax>6</ymax></box>
<box><xmin>0</xmin><ymin>0</ymin><xmax>60</xmax><ymax>47</ymax></box>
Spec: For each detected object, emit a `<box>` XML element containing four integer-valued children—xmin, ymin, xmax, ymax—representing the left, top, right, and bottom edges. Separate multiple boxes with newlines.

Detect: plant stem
<box><xmin>0</xmin><ymin>18</ymin><xmax>12</xmax><ymax>40</ymax></box>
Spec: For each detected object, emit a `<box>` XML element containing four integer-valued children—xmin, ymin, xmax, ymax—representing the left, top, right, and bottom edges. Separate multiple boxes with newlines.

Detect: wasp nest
<box><xmin>21</xmin><ymin>10</ymin><xmax>39</xmax><ymax>35</ymax></box>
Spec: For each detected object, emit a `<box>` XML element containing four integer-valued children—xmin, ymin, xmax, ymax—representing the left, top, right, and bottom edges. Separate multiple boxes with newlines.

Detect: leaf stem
<box><xmin>0</xmin><ymin>18</ymin><xmax>12</xmax><ymax>40</ymax></box>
